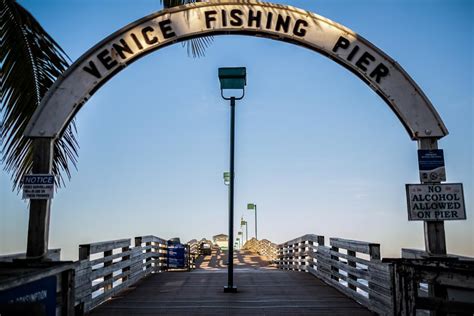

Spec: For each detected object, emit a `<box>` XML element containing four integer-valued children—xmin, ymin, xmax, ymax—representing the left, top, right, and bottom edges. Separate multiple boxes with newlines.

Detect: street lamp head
<box><xmin>218</xmin><ymin>67</ymin><xmax>246</xmax><ymax>100</ymax></box>
<box><xmin>223</xmin><ymin>172</ymin><xmax>230</xmax><ymax>186</ymax></box>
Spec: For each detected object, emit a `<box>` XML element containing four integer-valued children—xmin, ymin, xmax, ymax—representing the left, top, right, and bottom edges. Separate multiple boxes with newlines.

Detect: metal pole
<box><xmin>255</xmin><ymin>204</ymin><xmax>258</xmax><ymax>240</ymax></box>
<box><xmin>246</xmin><ymin>222</ymin><xmax>248</xmax><ymax>243</ymax></box>
<box><xmin>224</xmin><ymin>97</ymin><xmax>237</xmax><ymax>292</ymax></box>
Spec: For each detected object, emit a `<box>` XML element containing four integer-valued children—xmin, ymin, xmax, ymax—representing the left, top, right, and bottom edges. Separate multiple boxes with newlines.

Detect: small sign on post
<box><xmin>0</xmin><ymin>276</ymin><xmax>57</xmax><ymax>316</ymax></box>
<box><xmin>418</xmin><ymin>149</ymin><xmax>446</xmax><ymax>182</ymax></box>
<box><xmin>22</xmin><ymin>174</ymin><xmax>55</xmax><ymax>200</ymax></box>
<box><xmin>406</xmin><ymin>183</ymin><xmax>466</xmax><ymax>221</ymax></box>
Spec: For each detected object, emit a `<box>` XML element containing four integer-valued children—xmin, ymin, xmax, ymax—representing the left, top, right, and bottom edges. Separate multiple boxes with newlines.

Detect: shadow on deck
<box><xmin>90</xmin><ymin>250</ymin><xmax>372</xmax><ymax>315</ymax></box>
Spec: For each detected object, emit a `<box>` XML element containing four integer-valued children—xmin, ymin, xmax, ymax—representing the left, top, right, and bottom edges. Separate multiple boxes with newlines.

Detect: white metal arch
<box><xmin>24</xmin><ymin>0</ymin><xmax>448</xmax><ymax>140</ymax></box>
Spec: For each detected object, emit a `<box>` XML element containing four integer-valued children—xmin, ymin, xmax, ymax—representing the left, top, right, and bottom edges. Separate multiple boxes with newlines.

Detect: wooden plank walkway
<box><xmin>90</xmin><ymin>250</ymin><xmax>373</xmax><ymax>315</ymax></box>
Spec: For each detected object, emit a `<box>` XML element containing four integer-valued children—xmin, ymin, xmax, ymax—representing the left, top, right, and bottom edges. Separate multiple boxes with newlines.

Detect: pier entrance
<box><xmin>89</xmin><ymin>249</ymin><xmax>372</xmax><ymax>315</ymax></box>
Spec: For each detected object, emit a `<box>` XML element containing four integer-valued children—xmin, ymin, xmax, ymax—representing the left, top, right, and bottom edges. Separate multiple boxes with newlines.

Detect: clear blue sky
<box><xmin>1</xmin><ymin>0</ymin><xmax>473</xmax><ymax>260</ymax></box>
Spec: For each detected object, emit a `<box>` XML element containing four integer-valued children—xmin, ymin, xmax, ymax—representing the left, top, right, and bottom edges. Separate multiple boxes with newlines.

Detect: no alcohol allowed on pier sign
<box><xmin>406</xmin><ymin>183</ymin><xmax>466</xmax><ymax>221</ymax></box>
<box><xmin>22</xmin><ymin>174</ymin><xmax>55</xmax><ymax>200</ymax></box>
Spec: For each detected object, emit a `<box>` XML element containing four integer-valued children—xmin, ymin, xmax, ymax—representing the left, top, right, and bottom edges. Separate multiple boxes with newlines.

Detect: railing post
<box><xmin>298</xmin><ymin>241</ymin><xmax>303</xmax><ymax>271</ymax></box>
<box><xmin>347</xmin><ymin>250</ymin><xmax>357</xmax><ymax>291</ymax></box>
<box><xmin>330</xmin><ymin>245</ymin><xmax>339</xmax><ymax>282</ymax></box>
<box><xmin>134</xmin><ymin>237</ymin><xmax>142</xmax><ymax>248</ymax></box>
<box><xmin>79</xmin><ymin>245</ymin><xmax>91</xmax><ymax>261</ymax></box>
<box><xmin>77</xmin><ymin>245</ymin><xmax>92</xmax><ymax>314</ymax></box>
<box><xmin>61</xmin><ymin>268</ymin><xmax>75</xmax><ymax>316</ymax></box>
<box><xmin>369</xmin><ymin>244</ymin><xmax>381</xmax><ymax>260</ymax></box>
<box><xmin>317</xmin><ymin>236</ymin><xmax>325</xmax><ymax>246</ymax></box>
<box><xmin>307</xmin><ymin>240</ymin><xmax>313</xmax><ymax>269</ymax></box>
<box><xmin>368</xmin><ymin>244</ymin><xmax>381</xmax><ymax>294</ymax></box>
<box><xmin>103</xmin><ymin>249</ymin><xmax>113</xmax><ymax>292</ymax></box>
<box><xmin>315</xmin><ymin>236</ymin><xmax>324</xmax><ymax>271</ymax></box>
<box><xmin>146</xmin><ymin>241</ymin><xmax>152</xmax><ymax>271</ymax></box>
<box><xmin>162</xmin><ymin>241</ymin><xmax>168</xmax><ymax>271</ymax></box>
<box><xmin>122</xmin><ymin>246</ymin><xmax>130</xmax><ymax>283</ymax></box>
<box><xmin>133</xmin><ymin>237</ymin><xmax>143</xmax><ymax>278</ymax></box>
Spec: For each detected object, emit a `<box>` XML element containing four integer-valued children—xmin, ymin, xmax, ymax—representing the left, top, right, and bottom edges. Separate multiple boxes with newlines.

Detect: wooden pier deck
<box><xmin>90</xmin><ymin>250</ymin><xmax>372</xmax><ymax>315</ymax></box>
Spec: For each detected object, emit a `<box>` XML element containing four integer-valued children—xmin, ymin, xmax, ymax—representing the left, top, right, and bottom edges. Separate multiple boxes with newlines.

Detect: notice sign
<box><xmin>22</xmin><ymin>174</ymin><xmax>55</xmax><ymax>200</ymax></box>
<box><xmin>406</xmin><ymin>183</ymin><xmax>466</xmax><ymax>221</ymax></box>
<box><xmin>167</xmin><ymin>247</ymin><xmax>185</xmax><ymax>268</ymax></box>
<box><xmin>418</xmin><ymin>149</ymin><xmax>446</xmax><ymax>182</ymax></box>
<box><xmin>0</xmin><ymin>276</ymin><xmax>56</xmax><ymax>316</ymax></box>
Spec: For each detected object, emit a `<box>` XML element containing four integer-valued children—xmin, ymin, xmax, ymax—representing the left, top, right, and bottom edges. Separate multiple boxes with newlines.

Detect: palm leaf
<box><xmin>1</xmin><ymin>0</ymin><xmax>79</xmax><ymax>191</ymax></box>
<box><xmin>161</xmin><ymin>0</ymin><xmax>213</xmax><ymax>58</ymax></box>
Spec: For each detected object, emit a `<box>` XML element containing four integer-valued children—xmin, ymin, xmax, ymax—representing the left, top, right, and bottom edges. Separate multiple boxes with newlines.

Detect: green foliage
<box><xmin>0</xmin><ymin>0</ymin><xmax>210</xmax><ymax>192</ymax></box>
<box><xmin>161</xmin><ymin>0</ymin><xmax>213</xmax><ymax>57</ymax></box>
<box><xmin>1</xmin><ymin>0</ymin><xmax>78</xmax><ymax>190</ymax></box>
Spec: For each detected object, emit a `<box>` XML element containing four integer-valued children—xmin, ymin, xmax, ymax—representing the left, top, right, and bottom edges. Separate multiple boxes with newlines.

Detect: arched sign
<box><xmin>24</xmin><ymin>0</ymin><xmax>448</xmax><ymax>140</ymax></box>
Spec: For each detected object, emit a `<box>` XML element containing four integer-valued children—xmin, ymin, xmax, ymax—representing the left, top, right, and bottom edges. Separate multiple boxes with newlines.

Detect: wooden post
<box><xmin>26</xmin><ymin>138</ymin><xmax>54</xmax><ymax>259</ymax></box>
<box><xmin>330</xmin><ymin>245</ymin><xmax>339</xmax><ymax>282</ymax></box>
<box><xmin>418</xmin><ymin>138</ymin><xmax>447</xmax><ymax>255</ymax></box>
<box><xmin>368</xmin><ymin>244</ymin><xmax>381</xmax><ymax>296</ymax></box>
<box><xmin>347</xmin><ymin>250</ymin><xmax>357</xmax><ymax>291</ymax></box>
<box><xmin>307</xmin><ymin>240</ymin><xmax>313</xmax><ymax>269</ymax></box>
<box><xmin>61</xmin><ymin>268</ymin><xmax>75</xmax><ymax>316</ymax></box>
<box><xmin>418</xmin><ymin>138</ymin><xmax>448</xmax><ymax>316</ymax></box>
<box><xmin>133</xmin><ymin>237</ymin><xmax>143</xmax><ymax>277</ymax></box>
<box><xmin>103</xmin><ymin>250</ymin><xmax>113</xmax><ymax>292</ymax></box>
<box><xmin>317</xmin><ymin>236</ymin><xmax>325</xmax><ymax>247</ymax></box>
<box><xmin>79</xmin><ymin>245</ymin><xmax>91</xmax><ymax>260</ymax></box>
<box><xmin>122</xmin><ymin>246</ymin><xmax>130</xmax><ymax>282</ymax></box>
<box><xmin>146</xmin><ymin>241</ymin><xmax>152</xmax><ymax>270</ymax></box>
<box><xmin>77</xmin><ymin>244</ymin><xmax>91</xmax><ymax>315</ymax></box>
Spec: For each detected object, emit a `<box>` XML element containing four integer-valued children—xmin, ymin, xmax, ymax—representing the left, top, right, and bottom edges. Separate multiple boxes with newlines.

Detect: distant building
<box><xmin>212</xmin><ymin>234</ymin><xmax>228</xmax><ymax>250</ymax></box>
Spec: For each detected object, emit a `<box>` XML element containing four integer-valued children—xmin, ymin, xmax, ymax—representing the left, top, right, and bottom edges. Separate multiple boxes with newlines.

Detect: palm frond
<box><xmin>1</xmin><ymin>0</ymin><xmax>79</xmax><ymax>191</ymax></box>
<box><xmin>162</xmin><ymin>0</ymin><xmax>200</xmax><ymax>9</ymax></box>
<box><xmin>161</xmin><ymin>0</ymin><xmax>213</xmax><ymax>58</ymax></box>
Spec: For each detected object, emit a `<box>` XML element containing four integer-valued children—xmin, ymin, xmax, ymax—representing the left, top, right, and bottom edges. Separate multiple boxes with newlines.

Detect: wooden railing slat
<box><xmin>89</xmin><ymin>250</ymin><xmax>132</xmax><ymax>266</ymax></box>
<box><xmin>330</xmin><ymin>238</ymin><xmax>380</xmax><ymax>258</ymax></box>
<box><xmin>73</xmin><ymin>235</ymin><xmax>169</xmax><ymax>313</ymax></box>
<box><xmin>278</xmin><ymin>234</ymin><xmax>393</xmax><ymax>315</ymax></box>
<box><xmin>80</xmin><ymin>238</ymin><xmax>131</xmax><ymax>255</ymax></box>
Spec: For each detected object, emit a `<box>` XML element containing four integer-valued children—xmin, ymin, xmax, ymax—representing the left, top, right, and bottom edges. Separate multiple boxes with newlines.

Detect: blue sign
<box><xmin>167</xmin><ymin>245</ymin><xmax>186</xmax><ymax>268</ymax></box>
<box><xmin>418</xmin><ymin>149</ymin><xmax>446</xmax><ymax>182</ymax></box>
<box><xmin>0</xmin><ymin>276</ymin><xmax>56</xmax><ymax>316</ymax></box>
<box><xmin>22</xmin><ymin>174</ymin><xmax>55</xmax><ymax>200</ymax></box>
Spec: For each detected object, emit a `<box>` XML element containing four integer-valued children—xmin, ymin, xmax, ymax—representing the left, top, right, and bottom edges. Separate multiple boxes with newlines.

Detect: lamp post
<box><xmin>219</xmin><ymin>67</ymin><xmax>246</xmax><ymax>293</ymax></box>
<box><xmin>241</xmin><ymin>217</ymin><xmax>248</xmax><ymax>243</ymax></box>
<box><xmin>247</xmin><ymin>203</ymin><xmax>257</xmax><ymax>240</ymax></box>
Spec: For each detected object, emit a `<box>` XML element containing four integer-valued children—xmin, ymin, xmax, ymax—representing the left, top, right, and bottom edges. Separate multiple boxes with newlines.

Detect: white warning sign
<box><xmin>406</xmin><ymin>183</ymin><xmax>466</xmax><ymax>221</ymax></box>
<box><xmin>22</xmin><ymin>174</ymin><xmax>55</xmax><ymax>200</ymax></box>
